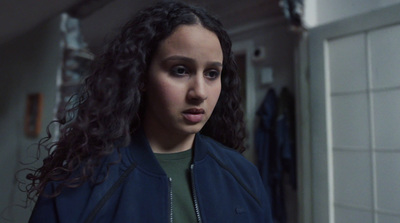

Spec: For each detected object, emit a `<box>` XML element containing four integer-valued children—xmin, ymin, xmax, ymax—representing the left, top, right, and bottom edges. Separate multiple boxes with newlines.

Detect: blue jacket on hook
<box><xmin>29</xmin><ymin>128</ymin><xmax>273</xmax><ymax>223</ymax></box>
<box><xmin>255</xmin><ymin>88</ymin><xmax>296</xmax><ymax>223</ymax></box>
<box><xmin>255</xmin><ymin>89</ymin><xmax>277</xmax><ymax>222</ymax></box>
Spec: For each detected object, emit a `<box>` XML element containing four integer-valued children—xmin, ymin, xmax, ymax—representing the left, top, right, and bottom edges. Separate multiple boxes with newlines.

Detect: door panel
<box><xmin>335</xmin><ymin>206</ymin><xmax>374</xmax><ymax>223</ymax></box>
<box><xmin>333</xmin><ymin>150</ymin><xmax>372</xmax><ymax>207</ymax></box>
<box><xmin>373</xmin><ymin>90</ymin><xmax>400</xmax><ymax>148</ymax></box>
<box><xmin>329</xmin><ymin>33</ymin><xmax>368</xmax><ymax>93</ymax></box>
<box><xmin>375</xmin><ymin>152</ymin><xmax>400</xmax><ymax>213</ymax></box>
<box><xmin>369</xmin><ymin>24</ymin><xmax>400</xmax><ymax>89</ymax></box>
<box><xmin>309</xmin><ymin>4</ymin><xmax>400</xmax><ymax>223</ymax></box>
<box><xmin>331</xmin><ymin>94</ymin><xmax>370</xmax><ymax>148</ymax></box>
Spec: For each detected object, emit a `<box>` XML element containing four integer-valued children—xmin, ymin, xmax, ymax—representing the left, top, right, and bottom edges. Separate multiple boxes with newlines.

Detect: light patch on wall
<box><xmin>261</xmin><ymin>67</ymin><xmax>274</xmax><ymax>85</ymax></box>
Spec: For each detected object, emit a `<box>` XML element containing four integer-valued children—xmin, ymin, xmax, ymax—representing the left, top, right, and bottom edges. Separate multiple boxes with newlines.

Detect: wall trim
<box><xmin>228</xmin><ymin>16</ymin><xmax>287</xmax><ymax>37</ymax></box>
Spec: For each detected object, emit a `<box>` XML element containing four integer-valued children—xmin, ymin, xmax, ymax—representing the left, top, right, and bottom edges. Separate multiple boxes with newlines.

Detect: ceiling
<box><xmin>0</xmin><ymin>0</ymin><xmax>283</xmax><ymax>52</ymax></box>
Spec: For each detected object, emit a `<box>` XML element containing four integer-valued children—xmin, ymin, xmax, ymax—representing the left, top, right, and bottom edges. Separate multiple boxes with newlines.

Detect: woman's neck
<box><xmin>143</xmin><ymin>124</ymin><xmax>195</xmax><ymax>154</ymax></box>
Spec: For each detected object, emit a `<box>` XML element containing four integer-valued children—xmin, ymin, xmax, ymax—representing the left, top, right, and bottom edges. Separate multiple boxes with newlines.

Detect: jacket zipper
<box><xmin>190</xmin><ymin>164</ymin><xmax>202</xmax><ymax>223</ymax></box>
<box><xmin>168</xmin><ymin>177</ymin><xmax>173</xmax><ymax>223</ymax></box>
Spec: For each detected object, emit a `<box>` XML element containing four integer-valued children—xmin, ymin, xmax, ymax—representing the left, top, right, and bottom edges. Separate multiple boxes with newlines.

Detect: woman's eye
<box><xmin>170</xmin><ymin>66</ymin><xmax>188</xmax><ymax>76</ymax></box>
<box><xmin>205</xmin><ymin>70</ymin><xmax>220</xmax><ymax>79</ymax></box>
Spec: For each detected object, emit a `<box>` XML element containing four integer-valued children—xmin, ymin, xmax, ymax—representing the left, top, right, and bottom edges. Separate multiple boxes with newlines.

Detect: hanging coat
<box><xmin>256</xmin><ymin>88</ymin><xmax>296</xmax><ymax>223</ymax></box>
<box><xmin>277</xmin><ymin>87</ymin><xmax>296</xmax><ymax>190</ymax></box>
<box><xmin>255</xmin><ymin>88</ymin><xmax>278</xmax><ymax>222</ymax></box>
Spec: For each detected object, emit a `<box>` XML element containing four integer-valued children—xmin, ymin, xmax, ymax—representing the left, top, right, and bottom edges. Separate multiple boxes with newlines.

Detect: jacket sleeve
<box><xmin>28</xmin><ymin>183</ymin><xmax>59</xmax><ymax>223</ymax></box>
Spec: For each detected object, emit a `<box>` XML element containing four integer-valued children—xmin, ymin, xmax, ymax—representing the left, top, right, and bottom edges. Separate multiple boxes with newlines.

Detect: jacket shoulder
<box><xmin>199</xmin><ymin>135</ymin><xmax>260</xmax><ymax>180</ymax></box>
<box><xmin>200</xmin><ymin>135</ymin><xmax>253</xmax><ymax>163</ymax></box>
<box><xmin>197</xmin><ymin>134</ymin><xmax>271</xmax><ymax>218</ymax></box>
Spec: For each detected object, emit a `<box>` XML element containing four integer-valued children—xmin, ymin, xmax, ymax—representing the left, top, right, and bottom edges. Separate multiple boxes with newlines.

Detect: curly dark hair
<box><xmin>25</xmin><ymin>0</ymin><xmax>246</xmax><ymax>201</ymax></box>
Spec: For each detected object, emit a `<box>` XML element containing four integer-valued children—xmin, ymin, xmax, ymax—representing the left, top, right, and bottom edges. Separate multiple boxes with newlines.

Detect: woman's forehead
<box><xmin>154</xmin><ymin>24</ymin><xmax>223</xmax><ymax>63</ymax></box>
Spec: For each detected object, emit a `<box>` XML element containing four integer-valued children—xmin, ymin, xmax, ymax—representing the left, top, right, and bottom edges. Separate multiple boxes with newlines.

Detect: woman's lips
<box><xmin>182</xmin><ymin>108</ymin><xmax>205</xmax><ymax>123</ymax></box>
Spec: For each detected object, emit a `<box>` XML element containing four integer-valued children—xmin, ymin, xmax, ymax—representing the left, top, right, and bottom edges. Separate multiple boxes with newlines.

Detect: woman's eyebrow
<box><xmin>162</xmin><ymin>55</ymin><xmax>223</xmax><ymax>67</ymax></box>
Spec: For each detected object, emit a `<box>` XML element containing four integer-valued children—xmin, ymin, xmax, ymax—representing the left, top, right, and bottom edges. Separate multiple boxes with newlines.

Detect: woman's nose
<box><xmin>187</xmin><ymin>74</ymin><xmax>207</xmax><ymax>102</ymax></box>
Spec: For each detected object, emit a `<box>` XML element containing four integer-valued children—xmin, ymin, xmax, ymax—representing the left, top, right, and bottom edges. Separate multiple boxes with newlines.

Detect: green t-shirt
<box><xmin>154</xmin><ymin>149</ymin><xmax>197</xmax><ymax>223</ymax></box>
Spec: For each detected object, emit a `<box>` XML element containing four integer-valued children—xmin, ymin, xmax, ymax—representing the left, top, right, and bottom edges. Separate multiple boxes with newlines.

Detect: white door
<box><xmin>308</xmin><ymin>4</ymin><xmax>400</xmax><ymax>223</ymax></box>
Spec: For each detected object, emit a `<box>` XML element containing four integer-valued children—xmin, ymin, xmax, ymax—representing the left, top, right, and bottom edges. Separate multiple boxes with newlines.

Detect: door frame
<box><xmin>232</xmin><ymin>40</ymin><xmax>257</xmax><ymax>153</ymax></box>
<box><xmin>295</xmin><ymin>33</ymin><xmax>312</xmax><ymax>223</ymax></box>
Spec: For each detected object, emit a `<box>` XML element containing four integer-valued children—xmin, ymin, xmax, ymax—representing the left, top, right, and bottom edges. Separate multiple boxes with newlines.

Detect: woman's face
<box><xmin>144</xmin><ymin>24</ymin><xmax>223</xmax><ymax>139</ymax></box>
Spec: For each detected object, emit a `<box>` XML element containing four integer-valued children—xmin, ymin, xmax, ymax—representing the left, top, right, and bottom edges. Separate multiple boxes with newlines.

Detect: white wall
<box><xmin>304</xmin><ymin>0</ymin><xmax>400</xmax><ymax>28</ymax></box>
<box><xmin>0</xmin><ymin>16</ymin><xmax>60</xmax><ymax>222</ymax></box>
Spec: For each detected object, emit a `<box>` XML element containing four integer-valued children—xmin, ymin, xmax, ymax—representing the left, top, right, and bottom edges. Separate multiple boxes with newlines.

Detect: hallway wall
<box><xmin>0</xmin><ymin>16</ymin><xmax>60</xmax><ymax>222</ymax></box>
<box><xmin>230</xmin><ymin>19</ymin><xmax>299</xmax><ymax>223</ymax></box>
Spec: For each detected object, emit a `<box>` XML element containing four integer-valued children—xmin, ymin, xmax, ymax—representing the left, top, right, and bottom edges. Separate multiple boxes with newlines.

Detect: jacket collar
<box><xmin>127</xmin><ymin>127</ymin><xmax>209</xmax><ymax>175</ymax></box>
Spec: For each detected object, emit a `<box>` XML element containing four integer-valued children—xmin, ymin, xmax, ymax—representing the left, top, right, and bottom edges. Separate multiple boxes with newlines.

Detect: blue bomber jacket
<box><xmin>29</xmin><ymin>130</ymin><xmax>272</xmax><ymax>223</ymax></box>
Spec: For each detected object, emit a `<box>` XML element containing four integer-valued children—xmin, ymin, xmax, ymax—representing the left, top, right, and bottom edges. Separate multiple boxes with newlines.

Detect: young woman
<box><xmin>27</xmin><ymin>1</ymin><xmax>272</xmax><ymax>222</ymax></box>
